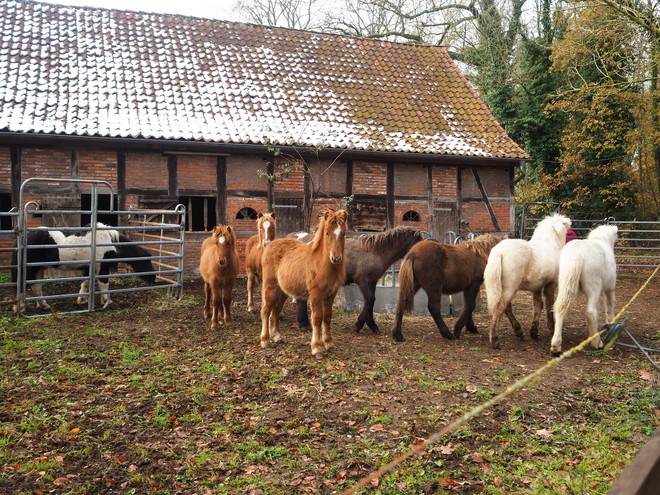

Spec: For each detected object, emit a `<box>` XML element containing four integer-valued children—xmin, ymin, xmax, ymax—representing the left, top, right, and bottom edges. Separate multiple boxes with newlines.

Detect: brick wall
<box><xmin>79</xmin><ymin>150</ymin><xmax>117</xmax><ymax>186</ymax></box>
<box><xmin>354</xmin><ymin>161</ymin><xmax>386</xmax><ymax>195</ymax></box>
<box><xmin>125</xmin><ymin>152</ymin><xmax>168</xmax><ymax>190</ymax></box>
<box><xmin>0</xmin><ymin>148</ymin><xmax>10</xmax><ymax>187</ymax></box>
<box><xmin>179</xmin><ymin>156</ymin><xmax>216</xmax><ymax>190</ymax></box>
<box><xmin>394</xmin><ymin>163</ymin><xmax>426</xmax><ymax>196</ymax></box>
<box><xmin>227</xmin><ymin>155</ymin><xmax>268</xmax><ymax>190</ymax></box>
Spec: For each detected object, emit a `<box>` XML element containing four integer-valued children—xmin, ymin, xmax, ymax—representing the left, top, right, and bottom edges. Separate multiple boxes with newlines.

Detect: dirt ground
<box><xmin>2</xmin><ymin>269</ymin><xmax>660</xmax><ymax>494</ymax></box>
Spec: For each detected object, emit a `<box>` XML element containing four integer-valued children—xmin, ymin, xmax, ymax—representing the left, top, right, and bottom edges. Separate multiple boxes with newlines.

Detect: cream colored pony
<box><xmin>550</xmin><ymin>224</ymin><xmax>618</xmax><ymax>356</ymax></box>
<box><xmin>484</xmin><ymin>213</ymin><xmax>571</xmax><ymax>349</ymax></box>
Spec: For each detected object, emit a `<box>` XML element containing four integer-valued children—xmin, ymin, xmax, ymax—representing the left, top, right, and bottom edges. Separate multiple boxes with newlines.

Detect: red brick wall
<box><xmin>433</xmin><ymin>166</ymin><xmax>457</xmax><ymax>198</ymax></box>
<box><xmin>227</xmin><ymin>155</ymin><xmax>268</xmax><ymax>190</ymax></box>
<box><xmin>125</xmin><ymin>152</ymin><xmax>167</xmax><ymax>190</ymax></box>
<box><xmin>79</xmin><ymin>150</ymin><xmax>117</xmax><ymax>186</ymax></box>
<box><xmin>395</xmin><ymin>200</ymin><xmax>429</xmax><ymax>226</ymax></box>
<box><xmin>354</xmin><ymin>161</ymin><xmax>387</xmax><ymax>195</ymax></box>
<box><xmin>179</xmin><ymin>156</ymin><xmax>216</xmax><ymax>190</ymax></box>
<box><xmin>22</xmin><ymin>148</ymin><xmax>70</xmax><ymax>180</ymax></box>
<box><xmin>394</xmin><ymin>163</ymin><xmax>426</xmax><ymax>196</ymax></box>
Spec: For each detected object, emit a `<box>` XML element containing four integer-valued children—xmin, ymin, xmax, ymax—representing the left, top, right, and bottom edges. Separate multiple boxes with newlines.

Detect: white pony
<box><xmin>484</xmin><ymin>213</ymin><xmax>571</xmax><ymax>349</ymax></box>
<box><xmin>550</xmin><ymin>224</ymin><xmax>618</xmax><ymax>356</ymax></box>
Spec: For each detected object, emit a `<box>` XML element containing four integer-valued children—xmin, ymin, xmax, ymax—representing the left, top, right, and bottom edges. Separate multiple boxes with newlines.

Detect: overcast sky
<box><xmin>48</xmin><ymin>0</ymin><xmax>241</xmax><ymax>21</ymax></box>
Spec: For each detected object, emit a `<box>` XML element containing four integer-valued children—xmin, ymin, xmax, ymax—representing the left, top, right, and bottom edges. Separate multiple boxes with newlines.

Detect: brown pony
<box><xmin>244</xmin><ymin>212</ymin><xmax>277</xmax><ymax>313</ymax></box>
<box><xmin>391</xmin><ymin>234</ymin><xmax>505</xmax><ymax>342</ymax></box>
<box><xmin>199</xmin><ymin>224</ymin><xmax>239</xmax><ymax>328</ymax></box>
<box><xmin>260</xmin><ymin>208</ymin><xmax>348</xmax><ymax>356</ymax></box>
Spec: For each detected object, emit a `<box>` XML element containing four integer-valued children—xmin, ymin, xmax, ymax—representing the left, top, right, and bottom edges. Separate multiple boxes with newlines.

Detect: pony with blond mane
<box><xmin>550</xmin><ymin>224</ymin><xmax>618</xmax><ymax>356</ymax></box>
<box><xmin>245</xmin><ymin>212</ymin><xmax>277</xmax><ymax>313</ymax></box>
<box><xmin>260</xmin><ymin>209</ymin><xmax>348</xmax><ymax>356</ymax></box>
<box><xmin>390</xmin><ymin>234</ymin><xmax>505</xmax><ymax>342</ymax></box>
<box><xmin>199</xmin><ymin>224</ymin><xmax>239</xmax><ymax>328</ymax></box>
<box><xmin>484</xmin><ymin>213</ymin><xmax>571</xmax><ymax>349</ymax></box>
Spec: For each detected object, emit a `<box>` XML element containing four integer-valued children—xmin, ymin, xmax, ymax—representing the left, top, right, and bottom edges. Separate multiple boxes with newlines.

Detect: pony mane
<box><xmin>359</xmin><ymin>227</ymin><xmax>422</xmax><ymax>253</ymax></box>
<box><xmin>463</xmin><ymin>234</ymin><xmax>503</xmax><ymax>258</ymax></box>
<box><xmin>588</xmin><ymin>225</ymin><xmax>618</xmax><ymax>245</ymax></box>
<box><xmin>309</xmin><ymin>209</ymin><xmax>347</xmax><ymax>251</ymax></box>
<box><xmin>531</xmin><ymin>213</ymin><xmax>571</xmax><ymax>242</ymax></box>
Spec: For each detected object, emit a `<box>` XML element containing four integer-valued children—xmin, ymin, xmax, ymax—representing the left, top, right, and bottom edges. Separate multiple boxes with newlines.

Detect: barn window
<box><xmin>0</xmin><ymin>193</ymin><xmax>14</xmax><ymax>231</ymax></box>
<box><xmin>236</xmin><ymin>207</ymin><xmax>258</xmax><ymax>220</ymax></box>
<box><xmin>402</xmin><ymin>210</ymin><xmax>421</xmax><ymax>222</ymax></box>
<box><xmin>81</xmin><ymin>194</ymin><xmax>118</xmax><ymax>227</ymax></box>
<box><xmin>179</xmin><ymin>196</ymin><xmax>217</xmax><ymax>232</ymax></box>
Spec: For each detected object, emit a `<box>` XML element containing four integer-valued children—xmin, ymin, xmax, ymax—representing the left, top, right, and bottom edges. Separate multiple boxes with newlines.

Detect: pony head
<box><xmin>532</xmin><ymin>213</ymin><xmax>571</xmax><ymax>245</ymax></box>
<box><xmin>588</xmin><ymin>224</ymin><xmax>618</xmax><ymax>246</ymax></box>
<box><xmin>211</xmin><ymin>225</ymin><xmax>236</xmax><ymax>266</ymax></box>
<box><xmin>257</xmin><ymin>211</ymin><xmax>276</xmax><ymax>248</ymax></box>
<box><xmin>311</xmin><ymin>208</ymin><xmax>348</xmax><ymax>264</ymax></box>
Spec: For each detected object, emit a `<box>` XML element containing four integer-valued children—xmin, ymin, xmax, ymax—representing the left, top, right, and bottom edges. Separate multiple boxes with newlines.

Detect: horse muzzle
<box><xmin>330</xmin><ymin>255</ymin><xmax>343</xmax><ymax>264</ymax></box>
<box><xmin>262</xmin><ymin>240</ymin><xmax>270</xmax><ymax>248</ymax></box>
<box><xmin>217</xmin><ymin>259</ymin><xmax>227</xmax><ymax>266</ymax></box>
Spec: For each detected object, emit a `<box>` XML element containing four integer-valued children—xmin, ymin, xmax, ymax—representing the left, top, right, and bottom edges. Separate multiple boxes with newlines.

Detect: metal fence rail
<box><xmin>1</xmin><ymin>178</ymin><xmax>187</xmax><ymax>318</ymax></box>
<box><xmin>520</xmin><ymin>212</ymin><xmax>660</xmax><ymax>268</ymax></box>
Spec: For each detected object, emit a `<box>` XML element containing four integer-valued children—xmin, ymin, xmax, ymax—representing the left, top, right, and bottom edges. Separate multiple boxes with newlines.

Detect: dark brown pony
<box><xmin>293</xmin><ymin>226</ymin><xmax>428</xmax><ymax>333</ymax></box>
<box><xmin>391</xmin><ymin>234</ymin><xmax>505</xmax><ymax>342</ymax></box>
<box><xmin>260</xmin><ymin>208</ymin><xmax>348</xmax><ymax>356</ymax></box>
<box><xmin>244</xmin><ymin>212</ymin><xmax>277</xmax><ymax>313</ymax></box>
<box><xmin>199</xmin><ymin>225</ymin><xmax>239</xmax><ymax>328</ymax></box>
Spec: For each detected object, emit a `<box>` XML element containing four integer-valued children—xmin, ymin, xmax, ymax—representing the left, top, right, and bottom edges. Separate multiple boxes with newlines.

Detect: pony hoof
<box><xmin>551</xmin><ymin>351</ymin><xmax>561</xmax><ymax>357</ymax></box>
<box><xmin>300</xmin><ymin>326</ymin><xmax>312</xmax><ymax>333</ymax></box>
<box><xmin>392</xmin><ymin>333</ymin><xmax>405</xmax><ymax>342</ymax></box>
<box><xmin>491</xmin><ymin>340</ymin><xmax>500</xmax><ymax>349</ymax></box>
<box><xmin>260</xmin><ymin>340</ymin><xmax>269</xmax><ymax>348</ymax></box>
<box><xmin>530</xmin><ymin>332</ymin><xmax>539</xmax><ymax>340</ymax></box>
<box><xmin>272</xmin><ymin>333</ymin><xmax>282</xmax><ymax>343</ymax></box>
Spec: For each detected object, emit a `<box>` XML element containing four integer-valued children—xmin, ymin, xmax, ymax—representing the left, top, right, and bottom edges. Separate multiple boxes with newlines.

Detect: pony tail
<box><xmin>554</xmin><ymin>254</ymin><xmax>583</xmax><ymax>316</ymax></box>
<box><xmin>397</xmin><ymin>256</ymin><xmax>417</xmax><ymax>314</ymax></box>
<box><xmin>484</xmin><ymin>253</ymin><xmax>504</xmax><ymax>316</ymax></box>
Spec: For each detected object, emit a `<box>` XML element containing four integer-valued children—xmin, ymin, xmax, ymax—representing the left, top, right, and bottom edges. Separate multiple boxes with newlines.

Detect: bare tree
<box><xmin>235</xmin><ymin>0</ymin><xmax>325</xmax><ymax>30</ymax></box>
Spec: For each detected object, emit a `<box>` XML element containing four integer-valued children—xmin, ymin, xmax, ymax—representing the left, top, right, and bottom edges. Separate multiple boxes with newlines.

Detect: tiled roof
<box><xmin>0</xmin><ymin>0</ymin><xmax>528</xmax><ymax>159</ymax></box>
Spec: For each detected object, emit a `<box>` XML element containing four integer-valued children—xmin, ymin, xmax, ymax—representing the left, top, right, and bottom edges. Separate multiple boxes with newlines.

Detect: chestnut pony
<box><xmin>391</xmin><ymin>234</ymin><xmax>505</xmax><ymax>342</ymax></box>
<box><xmin>260</xmin><ymin>208</ymin><xmax>348</xmax><ymax>356</ymax></box>
<box><xmin>199</xmin><ymin>224</ymin><xmax>239</xmax><ymax>328</ymax></box>
<box><xmin>245</xmin><ymin>212</ymin><xmax>277</xmax><ymax>313</ymax></box>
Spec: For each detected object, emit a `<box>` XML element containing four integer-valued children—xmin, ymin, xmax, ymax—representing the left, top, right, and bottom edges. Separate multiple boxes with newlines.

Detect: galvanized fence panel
<box><xmin>0</xmin><ymin>206</ymin><xmax>19</xmax><ymax>308</ymax></box>
<box><xmin>519</xmin><ymin>209</ymin><xmax>660</xmax><ymax>268</ymax></box>
<box><xmin>6</xmin><ymin>178</ymin><xmax>186</xmax><ymax>318</ymax></box>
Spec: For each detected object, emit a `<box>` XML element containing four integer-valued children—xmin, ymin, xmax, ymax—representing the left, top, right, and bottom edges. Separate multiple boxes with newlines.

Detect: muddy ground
<box><xmin>1</xmin><ymin>270</ymin><xmax>660</xmax><ymax>494</ymax></box>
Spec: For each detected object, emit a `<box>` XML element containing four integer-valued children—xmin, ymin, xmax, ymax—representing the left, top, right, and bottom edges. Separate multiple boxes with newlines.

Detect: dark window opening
<box><xmin>81</xmin><ymin>194</ymin><xmax>118</xmax><ymax>226</ymax></box>
<box><xmin>0</xmin><ymin>193</ymin><xmax>14</xmax><ymax>230</ymax></box>
<box><xmin>179</xmin><ymin>196</ymin><xmax>217</xmax><ymax>231</ymax></box>
<box><xmin>236</xmin><ymin>207</ymin><xmax>258</xmax><ymax>220</ymax></box>
<box><xmin>402</xmin><ymin>210</ymin><xmax>421</xmax><ymax>222</ymax></box>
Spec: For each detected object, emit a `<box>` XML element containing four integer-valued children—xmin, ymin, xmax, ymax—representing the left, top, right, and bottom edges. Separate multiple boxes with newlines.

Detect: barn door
<box><xmin>273</xmin><ymin>198</ymin><xmax>304</xmax><ymax>236</ymax></box>
<box><xmin>432</xmin><ymin>201</ymin><xmax>458</xmax><ymax>242</ymax></box>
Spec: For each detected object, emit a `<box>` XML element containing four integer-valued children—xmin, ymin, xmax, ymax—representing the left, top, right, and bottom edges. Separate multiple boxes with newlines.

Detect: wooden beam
<box><xmin>470</xmin><ymin>167</ymin><xmax>501</xmax><ymax>232</ymax></box>
<box><xmin>608</xmin><ymin>428</ymin><xmax>660</xmax><ymax>495</ymax></box>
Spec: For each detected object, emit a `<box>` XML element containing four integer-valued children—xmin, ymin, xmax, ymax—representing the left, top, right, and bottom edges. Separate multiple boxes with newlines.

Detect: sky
<box><xmin>47</xmin><ymin>0</ymin><xmax>241</xmax><ymax>21</ymax></box>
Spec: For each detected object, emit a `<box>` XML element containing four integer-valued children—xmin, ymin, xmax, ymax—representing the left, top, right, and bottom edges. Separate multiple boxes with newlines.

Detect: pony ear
<box><xmin>258</xmin><ymin>212</ymin><xmax>264</xmax><ymax>218</ymax></box>
<box><xmin>270</xmin><ymin>211</ymin><xmax>276</xmax><ymax>218</ymax></box>
<box><xmin>338</xmin><ymin>209</ymin><xmax>348</xmax><ymax>223</ymax></box>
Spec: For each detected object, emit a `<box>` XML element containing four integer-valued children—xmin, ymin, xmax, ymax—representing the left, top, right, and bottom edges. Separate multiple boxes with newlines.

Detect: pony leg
<box><xmin>309</xmin><ymin>297</ymin><xmax>326</xmax><ymax>356</ymax></box>
<box><xmin>355</xmin><ymin>282</ymin><xmax>379</xmax><ymax>334</ymax></box>
<box><xmin>32</xmin><ymin>282</ymin><xmax>51</xmax><ymax>310</ymax></box>
<box><xmin>246</xmin><ymin>272</ymin><xmax>257</xmax><ymax>313</ymax></box>
<box><xmin>426</xmin><ymin>288</ymin><xmax>455</xmax><ymax>340</ymax></box>
<box><xmin>541</xmin><ymin>282</ymin><xmax>557</xmax><ymax>335</ymax></box>
<box><xmin>529</xmin><ymin>291</ymin><xmax>544</xmax><ymax>340</ymax></box>
<box><xmin>296</xmin><ymin>299</ymin><xmax>312</xmax><ymax>332</ymax></box>
<box><xmin>97</xmin><ymin>279</ymin><xmax>111</xmax><ymax>307</ymax></box>
<box><xmin>453</xmin><ymin>284</ymin><xmax>481</xmax><ymax>337</ymax></box>
<box><xmin>269</xmin><ymin>293</ymin><xmax>287</xmax><ymax>343</ymax></box>
<box><xmin>211</xmin><ymin>286</ymin><xmax>222</xmax><ymax>328</ymax></box>
<box><xmin>222</xmin><ymin>285</ymin><xmax>233</xmax><ymax>326</ymax></box>
<box><xmin>203</xmin><ymin>282</ymin><xmax>213</xmax><ymax>321</ymax></box>
<box><xmin>550</xmin><ymin>307</ymin><xmax>568</xmax><ymax>356</ymax></box>
<box><xmin>321</xmin><ymin>297</ymin><xmax>335</xmax><ymax>352</ymax></box>
<box><xmin>77</xmin><ymin>280</ymin><xmax>90</xmax><ymax>305</ymax></box>
<box><xmin>585</xmin><ymin>291</ymin><xmax>605</xmax><ymax>350</ymax></box>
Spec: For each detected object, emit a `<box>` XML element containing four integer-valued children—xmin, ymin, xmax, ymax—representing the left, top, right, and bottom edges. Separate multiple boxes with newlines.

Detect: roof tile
<box><xmin>0</xmin><ymin>0</ymin><xmax>528</xmax><ymax>159</ymax></box>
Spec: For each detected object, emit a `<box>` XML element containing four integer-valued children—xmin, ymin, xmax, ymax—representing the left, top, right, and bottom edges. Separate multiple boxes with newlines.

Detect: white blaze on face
<box><xmin>262</xmin><ymin>221</ymin><xmax>272</xmax><ymax>241</ymax></box>
<box><xmin>333</xmin><ymin>225</ymin><xmax>342</xmax><ymax>240</ymax></box>
<box><xmin>217</xmin><ymin>236</ymin><xmax>226</xmax><ymax>245</ymax></box>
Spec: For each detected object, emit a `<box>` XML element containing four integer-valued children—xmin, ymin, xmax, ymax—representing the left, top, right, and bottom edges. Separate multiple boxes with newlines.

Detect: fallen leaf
<box><xmin>53</xmin><ymin>477</ymin><xmax>69</xmax><ymax>485</ymax></box>
<box><xmin>535</xmin><ymin>429</ymin><xmax>554</xmax><ymax>437</ymax></box>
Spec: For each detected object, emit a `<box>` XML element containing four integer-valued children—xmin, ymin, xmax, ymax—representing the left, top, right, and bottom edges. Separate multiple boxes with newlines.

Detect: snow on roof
<box><xmin>0</xmin><ymin>0</ymin><xmax>528</xmax><ymax>159</ymax></box>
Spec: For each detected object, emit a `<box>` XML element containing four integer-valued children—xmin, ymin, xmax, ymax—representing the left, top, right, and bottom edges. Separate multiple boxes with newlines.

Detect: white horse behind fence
<box><xmin>550</xmin><ymin>224</ymin><xmax>618</xmax><ymax>356</ymax></box>
<box><xmin>484</xmin><ymin>213</ymin><xmax>572</xmax><ymax>349</ymax></box>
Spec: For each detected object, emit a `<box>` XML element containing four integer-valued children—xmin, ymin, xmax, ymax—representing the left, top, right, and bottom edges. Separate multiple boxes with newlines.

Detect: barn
<box><xmin>0</xmin><ymin>0</ymin><xmax>528</xmax><ymax>278</ymax></box>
